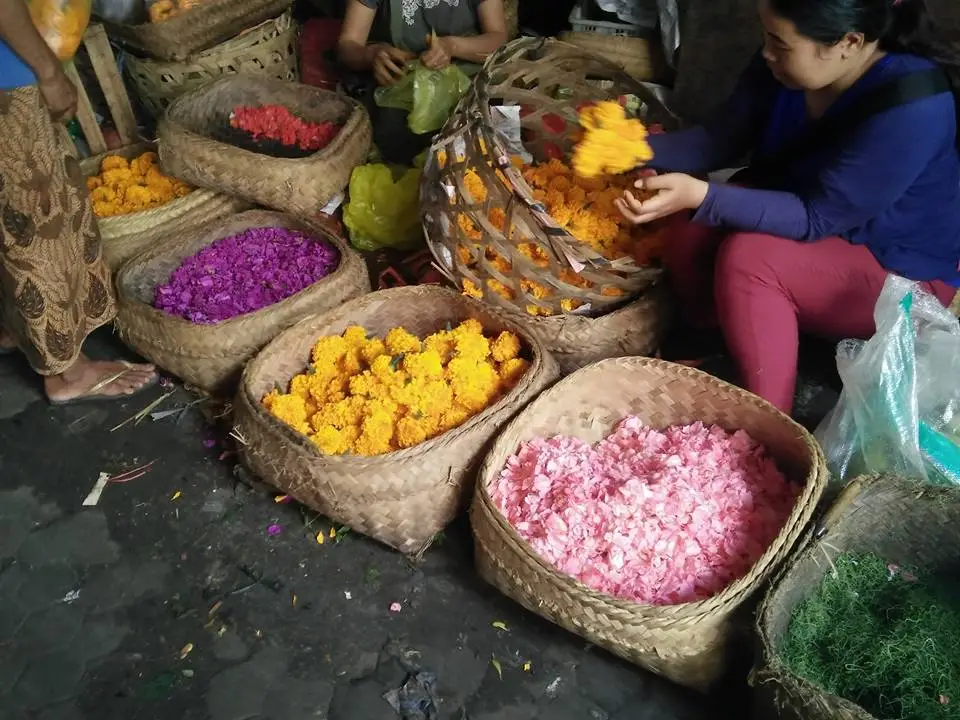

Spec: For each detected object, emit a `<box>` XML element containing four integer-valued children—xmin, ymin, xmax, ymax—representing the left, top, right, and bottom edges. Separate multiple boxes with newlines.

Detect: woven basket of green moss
<box><xmin>753</xmin><ymin>474</ymin><xmax>960</xmax><ymax>720</ymax></box>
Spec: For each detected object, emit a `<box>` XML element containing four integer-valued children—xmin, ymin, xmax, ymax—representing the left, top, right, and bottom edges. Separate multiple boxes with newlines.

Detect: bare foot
<box><xmin>45</xmin><ymin>354</ymin><xmax>157</xmax><ymax>404</ymax></box>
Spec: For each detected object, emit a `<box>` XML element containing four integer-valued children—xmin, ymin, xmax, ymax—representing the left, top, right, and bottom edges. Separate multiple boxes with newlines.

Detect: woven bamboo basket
<box><xmin>125</xmin><ymin>10</ymin><xmax>299</xmax><ymax>119</ymax></box>
<box><xmin>80</xmin><ymin>142</ymin><xmax>247</xmax><ymax>271</ymax></box>
<box><xmin>471</xmin><ymin>357</ymin><xmax>827</xmax><ymax>690</ymax></box>
<box><xmin>233</xmin><ymin>286</ymin><xmax>561</xmax><ymax>554</ymax></box>
<box><xmin>115</xmin><ymin>209</ymin><xmax>369</xmax><ymax>395</ymax></box>
<box><xmin>557</xmin><ymin>32</ymin><xmax>667</xmax><ymax>83</ymax></box>
<box><xmin>422</xmin><ymin>37</ymin><xmax>674</xmax><ymax>320</ymax></box>
<box><xmin>158</xmin><ymin>76</ymin><xmax>371</xmax><ymax>216</ymax></box>
<box><xmin>753</xmin><ymin>474</ymin><xmax>960</xmax><ymax>720</ymax></box>
<box><xmin>501</xmin><ymin>280</ymin><xmax>671</xmax><ymax>375</ymax></box>
<box><xmin>102</xmin><ymin>0</ymin><xmax>294</xmax><ymax>62</ymax></box>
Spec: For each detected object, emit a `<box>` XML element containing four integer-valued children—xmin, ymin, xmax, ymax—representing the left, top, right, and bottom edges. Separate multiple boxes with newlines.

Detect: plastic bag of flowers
<box><xmin>158</xmin><ymin>76</ymin><xmax>371</xmax><ymax>217</ymax></box>
<box><xmin>470</xmin><ymin>356</ymin><xmax>826</xmax><ymax>691</ymax></box>
<box><xmin>232</xmin><ymin>285</ymin><xmax>560</xmax><ymax>554</ymax></box>
<box><xmin>115</xmin><ymin>209</ymin><xmax>369</xmax><ymax>395</ymax></box>
<box><xmin>81</xmin><ymin>144</ymin><xmax>247</xmax><ymax>271</ymax></box>
<box><xmin>753</xmin><ymin>474</ymin><xmax>960</xmax><ymax>720</ymax></box>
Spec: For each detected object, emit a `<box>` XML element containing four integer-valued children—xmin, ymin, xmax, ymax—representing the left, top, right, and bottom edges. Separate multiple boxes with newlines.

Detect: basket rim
<box><xmin>116</xmin><ymin>209</ymin><xmax>358</xmax><ymax>339</ymax></box>
<box><xmin>473</xmin><ymin>355</ymin><xmax>827</xmax><ymax>620</ymax></box>
<box><xmin>123</xmin><ymin>9</ymin><xmax>295</xmax><ymax>67</ymax></box>
<box><xmin>160</xmin><ymin>76</ymin><xmax>368</xmax><ymax>169</ymax></box>
<box><xmin>237</xmin><ymin>285</ymin><xmax>557</xmax><ymax>464</ymax></box>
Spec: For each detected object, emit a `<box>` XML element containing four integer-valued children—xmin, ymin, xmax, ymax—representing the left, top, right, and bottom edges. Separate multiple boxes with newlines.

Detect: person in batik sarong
<box><xmin>0</xmin><ymin>1</ymin><xmax>156</xmax><ymax>404</ymax></box>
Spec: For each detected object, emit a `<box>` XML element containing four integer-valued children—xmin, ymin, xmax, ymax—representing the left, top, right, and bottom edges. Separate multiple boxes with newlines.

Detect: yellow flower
<box><xmin>499</xmin><ymin>358</ymin><xmax>530</xmax><ymax>386</ymax></box>
<box><xmin>312</xmin><ymin>424</ymin><xmax>353</xmax><ymax>455</ymax></box>
<box><xmin>396</xmin><ymin>415</ymin><xmax>430</xmax><ymax>449</ymax></box>
<box><xmin>423</xmin><ymin>330</ymin><xmax>455</xmax><ymax>363</ymax></box>
<box><xmin>385</xmin><ymin>327</ymin><xmax>421</xmax><ymax>355</ymax></box>
<box><xmin>447</xmin><ymin>356</ymin><xmax>499</xmax><ymax>412</ymax></box>
<box><xmin>360</xmin><ymin>337</ymin><xmax>387</xmax><ymax>364</ymax></box>
<box><xmin>491</xmin><ymin>331</ymin><xmax>521</xmax><ymax>362</ymax></box>
<box><xmin>403</xmin><ymin>350</ymin><xmax>444</xmax><ymax>380</ymax></box>
<box><xmin>342</xmin><ymin>325</ymin><xmax>368</xmax><ymax>349</ymax></box>
<box><xmin>265</xmin><ymin>393</ymin><xmax>310</xmax><ymax>435</ymax></box>
<box><xmin>312</xmin><ymin>335</ymin><xmax>348</xmax><ymax>368</ymax></box>
<box><xmin>572</xmin><ymin>101</ymin><xmax>653</xmax><ymax>179</ymax></box>
<box><xmin>461</xmin><ymin>279</ymin><xmax>484</xmax><ymax>300</ymax></box>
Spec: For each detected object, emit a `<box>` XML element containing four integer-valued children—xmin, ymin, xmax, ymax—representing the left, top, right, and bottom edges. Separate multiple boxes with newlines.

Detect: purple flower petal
<box><xmin>153</xmin><ymin>227</ymin><xmax>341</xmax><ymax>323</ymax></box>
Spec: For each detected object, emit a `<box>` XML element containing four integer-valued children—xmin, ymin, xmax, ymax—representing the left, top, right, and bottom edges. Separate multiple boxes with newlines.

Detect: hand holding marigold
<box><xmin>616</xmin><ymin>173</ymin><xmax>709</xmax><ymax>225</ymax></box>
<box><xmin>572</xmin><ymin>101</ymin><xmax>654</xmax><ymax>179</ymax></box>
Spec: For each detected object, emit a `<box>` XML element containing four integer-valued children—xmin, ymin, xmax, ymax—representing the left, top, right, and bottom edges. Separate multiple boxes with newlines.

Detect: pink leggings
<box><xmin>664</xmin><ymin>217</ymin><xmax>958</xmax><ymax>415</ymax></box>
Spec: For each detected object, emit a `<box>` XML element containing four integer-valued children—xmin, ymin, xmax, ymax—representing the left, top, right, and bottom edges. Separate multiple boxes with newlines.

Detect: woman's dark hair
<box><xmin>768</xmin><ymin>0</ymin><xmax>960</xmax><ymax>74</ymax></box>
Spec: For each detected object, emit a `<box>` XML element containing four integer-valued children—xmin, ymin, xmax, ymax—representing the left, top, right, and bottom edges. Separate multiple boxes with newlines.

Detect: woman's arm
<box><xmin>692</xmin><ymin>97</ymin><xmax>949</xmax><ymax>240</ymax></box>
<box><xmin>422</xmin><ymin>0</ymin><xmax>508</xmax><ymax>68</ymax></box>
<box><xmin>648</xmin><ymin>53</ymin><xmax>777</xmax><ymax>175</ymax></box>
<box><xmin>337</xmin><ymin>0</ymin><xmax>413</xmax><ymax>85</ymax></box>
<box><xmin>0</xmin><ymin>0</ymin><xmax>62</xmax><ymax>82</ymax></box>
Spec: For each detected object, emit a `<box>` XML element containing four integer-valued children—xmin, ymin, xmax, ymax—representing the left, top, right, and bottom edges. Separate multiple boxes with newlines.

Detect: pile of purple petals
<box><xmin>154</xmin><ymin>226</ymin><xmax>340</xmax><ymax>324</ymax></box>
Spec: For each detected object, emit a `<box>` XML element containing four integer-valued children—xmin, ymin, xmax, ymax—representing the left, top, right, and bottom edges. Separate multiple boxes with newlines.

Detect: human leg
<box><xmin>0</xmin><ymin>86</ymin><xmax>155</xmax><ymax>402</ymax></box>
<box><xmin>660</xmin><ymin>214</ymin><xmax>725</xmax><ymax>329</ymax></box>
<box><xmin>713</xmin><ymin>232</ymin><xmax>955</xmax><ymax>414</ymax></box>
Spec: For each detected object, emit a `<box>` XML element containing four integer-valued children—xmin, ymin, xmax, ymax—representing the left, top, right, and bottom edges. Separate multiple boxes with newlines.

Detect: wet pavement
<box><xmin>0</xmin><ymin>329</ymin><xmax>836</xmax><ymax>720</ymax></box>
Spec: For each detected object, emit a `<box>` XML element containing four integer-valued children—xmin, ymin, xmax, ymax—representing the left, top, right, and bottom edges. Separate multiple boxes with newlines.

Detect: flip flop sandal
<box><xmin>48</xmin><ymin>362</ymin><xmax>160</xmax><ymax>407</ymax></box>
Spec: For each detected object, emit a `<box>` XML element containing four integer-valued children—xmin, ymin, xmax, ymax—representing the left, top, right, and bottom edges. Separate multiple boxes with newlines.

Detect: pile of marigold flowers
<box><xmin>572</xmin><ymin>101</ymin><xmax>654</xmax><ymax>179</ymax></box>
<box><xmin>262</xmin><ymin>320</ymin><xmax>530</xmax><ymax>456</ymax></box>
<box><xmin>456</xmin><ymin>157</ymin><xmax>662</xmax><ymax>315</ymax></box>
<box><xmin>87</xmin><ymin>152</ymin><xmax>191</xmax><ymax>218</ymax></box>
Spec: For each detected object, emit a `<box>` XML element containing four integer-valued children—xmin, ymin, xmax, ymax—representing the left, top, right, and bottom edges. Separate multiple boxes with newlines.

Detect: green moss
<box><xmin>781</xmin><ymin>552</ymin><xmax>960</xmax><ymax>720</ymax></box>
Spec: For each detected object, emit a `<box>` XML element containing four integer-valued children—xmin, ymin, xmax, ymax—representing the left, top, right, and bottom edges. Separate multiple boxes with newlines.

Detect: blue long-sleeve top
<box><xmin>649</xmin><ymin>52</ymin><xmax>960</xmax><ymax>287</ymax></box>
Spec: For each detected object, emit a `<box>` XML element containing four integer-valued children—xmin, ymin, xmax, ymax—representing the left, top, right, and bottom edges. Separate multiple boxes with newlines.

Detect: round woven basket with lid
<box><xmin>233</xmin><ymin>285</ymin><xmax>560</xmax><ymax>555</ymax></box>
<box><xmin>422</xmin><ymin>37</ymin><xmax>676</xmax><ymax>320</ymax></box>
<box><xmin>115</xmin><ymin>209</ymin><xmax>369</xmax><ymax>395</ymax></box>
<box><xmin>753</xmin><ymin>474</ymin><xmax>960</xmax><ymax>720</ymax></box>
<box><xmin>102</xmin><ymin>0</ymin><xmax>294</xmax><ymax>62</ymax></box>
<box><xmin>81</xmin><ymin>142</ymin><xmax>247</xmax><ymax>272</ymax></box>
<box><xmin>124</xmin><ymin>10</ymin><xmax>299</xmax><ymax>119</ymax></box>
<box><xmin>158</xmin><ymin>76</ymin><xmax>371</xmax><ymax>217</ymax></box>
<box><xmin>471</xmin><ymin>356</ymin><xmax>826</xmax><ymax>690</ymax></box>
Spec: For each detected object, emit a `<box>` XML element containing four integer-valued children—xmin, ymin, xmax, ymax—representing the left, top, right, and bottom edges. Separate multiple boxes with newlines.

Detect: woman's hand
<box><xmin>421</xmin><ymin>34</ymin><xmax>453</xmax><ymax>70</ymax></box>
<box><xmin>37</xmin><ymin>67</ymin><xmax>77</xmax><ymax>122</ymax></box>
<box><xmin>373</xmin><ymin>45</ymin><xmax>414</xmax><ymax>86</ymax></box>
<box><xmin>616</xmin><ymin>173</ymin><xmax>709</xmax><ymax>225</ymax></box>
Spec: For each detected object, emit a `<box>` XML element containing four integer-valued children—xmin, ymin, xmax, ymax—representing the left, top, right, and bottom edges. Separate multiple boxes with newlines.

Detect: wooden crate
<box><xmin>66</xmin><ymin>23</ymin><xmax>140</xmax><ymax>156</ymax></box>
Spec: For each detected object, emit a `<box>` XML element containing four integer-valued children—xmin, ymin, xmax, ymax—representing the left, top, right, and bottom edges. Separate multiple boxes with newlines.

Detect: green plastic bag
<box><xmin>342</xmin><ymin>163</ymin><xmax>423</xmax><ymax>252</ymax></box>
<box><xmin>374</xmin><ymin>61</ymin><xmax>471</xmax><ymax>135</ymax></box>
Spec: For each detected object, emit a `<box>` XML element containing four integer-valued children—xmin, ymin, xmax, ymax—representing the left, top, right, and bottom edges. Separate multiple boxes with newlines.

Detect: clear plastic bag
<box><xmin>342</xmin><ymin>163</ymin><xmax>423</xmax><ymax>252</ymax></box>
<box><xmin>27</xmin><ymin>0</ymin><xmax>93</xmax><ymax>60</ymax></box>
<box><xmin>374</xmin><ymin>61</ymin><xmax>471</xmax><ymax>135</ymax></box>
<box><xmin>815</xmin><ymin>275</ymin><xmax>960</xmax><ymax>487</ymax></box>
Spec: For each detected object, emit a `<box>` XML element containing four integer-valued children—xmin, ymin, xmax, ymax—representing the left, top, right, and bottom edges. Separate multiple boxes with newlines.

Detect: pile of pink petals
<box><xmin>154</xmin><ymin>226</ymin><xmax>340</xmax><ymax>324</ymax></box>
<box><xmin>491</xmin><ymin>418</ymin><xmax>800</xmax><ymax>605</ymax></box>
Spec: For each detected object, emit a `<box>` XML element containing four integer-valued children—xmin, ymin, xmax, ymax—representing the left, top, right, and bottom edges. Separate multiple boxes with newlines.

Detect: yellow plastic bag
<box><xmin>342</xmin><ymin>163</ymin><xmax>423</xmax><ymax>252</ymax></box>
<box><xmin>28</xmin><ymin>0</ymin><xmax>92</xmax><ymax>61</ymax></box>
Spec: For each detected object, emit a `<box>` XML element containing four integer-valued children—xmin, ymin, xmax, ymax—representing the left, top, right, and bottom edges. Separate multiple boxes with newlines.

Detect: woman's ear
<box><xmin>839</xmin><ymin>31</ymin><xmax>866</xmax><ymax>57</ymax></box>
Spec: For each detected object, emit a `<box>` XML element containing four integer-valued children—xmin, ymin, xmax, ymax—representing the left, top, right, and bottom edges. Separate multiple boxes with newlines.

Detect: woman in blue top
<box><xmin>615</xmin><ymin>0</ymin><xmax>960</xmax><ymax>415</ymax></box>
<box><xmin>0</xmin><ymin>1</ymin><xmax>156</xmax><ymax>404</ymax></box>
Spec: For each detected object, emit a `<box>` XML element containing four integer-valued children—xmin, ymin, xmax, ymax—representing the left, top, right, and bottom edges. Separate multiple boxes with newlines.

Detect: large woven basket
<box><xmin>422</xmin><ymin>37</ymin><xmax>673</xmax><ymax>319</ymax></box>
<box><xmin>80</xmin><ymin>142</ymin><xmax>247</xmax><ymax>271</ymax></box>
<box><xmin>501</xmin><ymin>280</ymin><xmax>671</xmax><ymax>375</ymax></box>
<box><xmin>471</xmin><ymin>357</ymin><xmax>827</xmax><ymax>690</ymax></box>
<box><xmin>115</xmin><ymin>209</ymin><xmax>369</xmax><ymax>395</ymax></box>
<box><xmin>125</xmin><ymin>10</ymin><xmax>299</xmax><ymax>119</ymax></box>
<box><xmin>158</xmin><ymin>76</ymin><xmax>371</xmax><ymax>216</ymax></box>
<box><xmin>233</xmin><ymin>286</ymin><xmax>561</xmax><ymax>554</ymax></box>
<box><xmin>102</xmin><ymin>0</ymin><xmax>294</xmax><ymax>62</ymax></box>
<box><xmin>753</xmin><ymin>474</ymin><xmax>960</xmax><ymax>720</ymax></box>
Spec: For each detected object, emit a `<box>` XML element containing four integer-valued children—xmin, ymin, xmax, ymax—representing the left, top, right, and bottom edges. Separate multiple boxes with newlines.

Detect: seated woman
<box><xmin>337</xmin><ymin>0</ymin><xmax>508</xmax><ymax>165</ymax></box>
<box><xmin>616</xmin><ymin>0</ymin><xmax>960</xmax><ymax>416</ymax></box>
